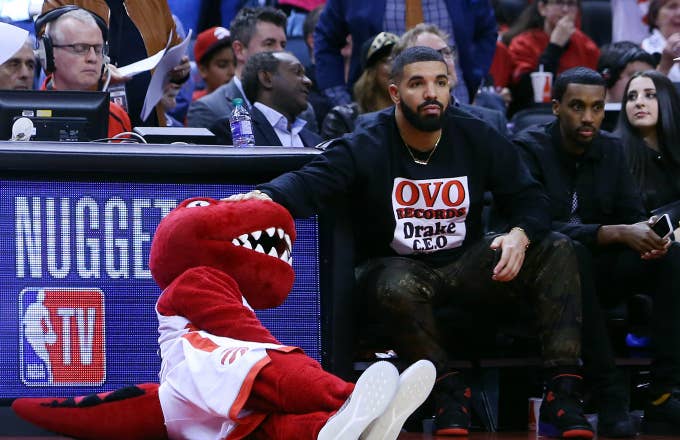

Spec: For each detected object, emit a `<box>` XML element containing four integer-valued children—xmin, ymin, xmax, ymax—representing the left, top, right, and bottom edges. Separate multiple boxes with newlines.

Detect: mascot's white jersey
<box><xmin>156</xmin><ymin>302</ymin><xmax>291</xmax><ymax>440</ymax></box>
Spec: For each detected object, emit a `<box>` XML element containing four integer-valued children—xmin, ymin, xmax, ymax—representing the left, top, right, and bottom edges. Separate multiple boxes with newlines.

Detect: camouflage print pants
<box><xmin>355</xmin><ymin>232</ymin><xmax>582</xmax><ymax>374</ymax></box>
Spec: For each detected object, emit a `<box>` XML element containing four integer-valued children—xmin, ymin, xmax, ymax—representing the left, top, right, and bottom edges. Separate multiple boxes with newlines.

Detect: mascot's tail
<box><xmin>11</xmin><ymin>383</ymin><xmax>167</xmax><ymax>440</ymax></box>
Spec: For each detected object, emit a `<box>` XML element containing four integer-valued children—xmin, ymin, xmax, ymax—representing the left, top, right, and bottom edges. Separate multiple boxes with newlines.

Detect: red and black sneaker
<box><xmin>538</xmin><ymin>374</ymin><xmax>594</xmax><ymax>439</ymax></box>
<box><xmin>432</xmin><ymin>371</ymin><xmax>471</xmax><ymax>436</ymax></box>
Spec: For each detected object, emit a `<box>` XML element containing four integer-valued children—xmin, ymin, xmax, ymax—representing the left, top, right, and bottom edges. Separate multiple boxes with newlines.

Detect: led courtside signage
<box><xmin>1</xmin><ymin>180</ymin><xmax>321</xmax><ymax>398</ymax></box>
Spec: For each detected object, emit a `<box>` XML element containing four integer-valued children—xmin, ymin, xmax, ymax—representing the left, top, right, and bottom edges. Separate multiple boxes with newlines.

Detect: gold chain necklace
<box><xmin>401</xmin><ymin>131</ymin><xmax>442</xmax><ymax>165</ymax></box>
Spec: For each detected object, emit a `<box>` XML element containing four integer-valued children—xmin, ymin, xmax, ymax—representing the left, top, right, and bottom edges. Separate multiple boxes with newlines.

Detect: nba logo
<box><xmin>19</xmin><ymin>288</ymin><xmax>106</xmax><ymax>386</ymax></box>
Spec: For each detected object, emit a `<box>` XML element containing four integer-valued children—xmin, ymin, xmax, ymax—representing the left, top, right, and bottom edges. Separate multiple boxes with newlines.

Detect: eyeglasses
<box><xmin>436</xmin><ymin>46</ymin><xmax>456</xmax><ymax>60</ymax></box>
<box><xmin>546</xmin><ymin>0</ymin><xmax>578</xmax><ymax>7</ymax></box>
<box><xmin>52</xmin><ymin>43</ymin><xmax>106</xmax><ymax>56</ymax></box>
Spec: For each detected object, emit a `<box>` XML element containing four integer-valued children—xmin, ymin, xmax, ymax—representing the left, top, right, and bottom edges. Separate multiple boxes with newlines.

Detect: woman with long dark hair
<box><xmin>616</xmin><ymin>70</ymin><xmax>680</xmax><ymax>215</ymax></box>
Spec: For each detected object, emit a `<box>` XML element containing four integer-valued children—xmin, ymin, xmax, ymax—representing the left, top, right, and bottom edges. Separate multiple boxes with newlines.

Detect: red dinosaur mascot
<box><xmin>12</xmin><ymin>197</ymin><xmax>435</xmax><ymax>440</ymax></box>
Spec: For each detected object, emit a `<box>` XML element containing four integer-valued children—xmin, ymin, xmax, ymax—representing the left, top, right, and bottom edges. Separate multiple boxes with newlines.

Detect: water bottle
<box><xmin>229</xmin><ymin>98</ymin><xmax>255</xmax><ymax>147</ymax></box>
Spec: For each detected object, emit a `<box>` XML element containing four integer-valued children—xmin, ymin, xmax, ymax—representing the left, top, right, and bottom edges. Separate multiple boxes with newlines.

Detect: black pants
<box><xmin>591</xmin><ymin>242</ymin><xmax>680</xmax><ymax>392</ymax></box>
<box><xmin>355</xmin><ymin>232</ymin><xmax>582</xmax><ymax>374</ymax></box>
<box><xmin>573</xmin><ymin>242</ymin><xmax>627</xmax><ymax>406</ymax></box>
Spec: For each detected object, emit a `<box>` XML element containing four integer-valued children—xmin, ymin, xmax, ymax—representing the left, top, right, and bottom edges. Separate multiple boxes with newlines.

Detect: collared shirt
<box><xmin>254</xmin><ymin>102</ymin><xmax>307</xmax><ymax>148</ymax></box>
<box><xmin>513</xmin><ymin>121</ymin><xmax>646</xmax><ymax>247</ymax></box>
<box><xmin>383</xmin><ymin>0</ymin><xmax>468</xmax><ymax>103</ymax></box>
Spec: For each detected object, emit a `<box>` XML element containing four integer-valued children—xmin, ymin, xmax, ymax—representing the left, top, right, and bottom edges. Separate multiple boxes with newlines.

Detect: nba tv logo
<box><xmin>19</xmin><ymin>288</ymin><xmax>106</xmax><ymax>386</ymax></box>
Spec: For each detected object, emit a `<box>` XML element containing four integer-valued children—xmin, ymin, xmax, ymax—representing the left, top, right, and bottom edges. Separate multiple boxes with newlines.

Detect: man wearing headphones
<box><xmin>35</xmin><ymin>7</ymin><xmax>131</xmax><ymax>138</ymax></box>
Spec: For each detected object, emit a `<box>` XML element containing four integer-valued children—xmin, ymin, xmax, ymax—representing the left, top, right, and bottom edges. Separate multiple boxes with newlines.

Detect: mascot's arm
<box><xmin>157</xmin><ymin>266</ymin><xmax>280</xmax><ymax>343</ymax></box>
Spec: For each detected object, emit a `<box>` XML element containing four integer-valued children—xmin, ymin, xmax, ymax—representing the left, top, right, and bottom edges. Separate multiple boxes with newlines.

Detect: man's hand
<box><xmin>222</xmin><ymin>190</ymin><xmax>272</xmax><ymax>202</ymax></box>
<box><xmin>550</xmin><ymin>13</ymin><xmax>576</xmax><ymax>47</ymax></box>
<box><xmin>659</xmin><ymin>33</ymin><xmax>680</xmax><ymax>74</ymax></box>
<box><xmin>168</xmin><ymin>56</ymin><xmax>191</xmax><ymax>84</ymax></box>
<box><xmin>489</xmin><ymin>228</ymin><xmax>530</xmax><ymax>282</ymax></box>
<box><xmin>619</xmin><ymin>220</ymin><xmax>670</xmax><ymax>257</ymax></box>
<box><xmin>102</xmin><ymin>64</ymin><xmax>131</xmax><ymax>85</ymax></box>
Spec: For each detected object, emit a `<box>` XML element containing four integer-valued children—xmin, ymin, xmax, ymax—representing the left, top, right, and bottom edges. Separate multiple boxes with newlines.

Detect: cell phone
<box><xmin>651</xmin><ymin>213</ymin><xmax>673</xmax><ymax>239</ymax></box>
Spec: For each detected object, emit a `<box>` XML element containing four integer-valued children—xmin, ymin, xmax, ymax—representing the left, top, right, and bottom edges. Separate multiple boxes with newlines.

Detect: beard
<box><xmin>399</xmin><ymin>99</ymin><xmax>444</xmax><ymax>132</ymax></box>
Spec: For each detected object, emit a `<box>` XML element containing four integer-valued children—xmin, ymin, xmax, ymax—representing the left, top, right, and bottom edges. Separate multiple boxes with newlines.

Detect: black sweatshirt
<box><xmin>259</xmin><ymin>106</ymin><xmax>550</xmax><ymax>266</ymax></box>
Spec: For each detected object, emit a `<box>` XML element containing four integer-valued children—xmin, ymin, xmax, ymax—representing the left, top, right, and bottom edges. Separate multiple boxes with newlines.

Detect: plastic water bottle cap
<box><xmin>232</xmin><ymin>98</ymin><xmax>243</xmax><ymax>106</ymax></box>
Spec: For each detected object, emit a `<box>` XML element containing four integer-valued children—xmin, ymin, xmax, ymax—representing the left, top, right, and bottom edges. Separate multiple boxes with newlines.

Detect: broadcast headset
<box><xmin>34</xmin><ymin>5</ymin><xmax>110</xmax><ymax>76</ymax></box>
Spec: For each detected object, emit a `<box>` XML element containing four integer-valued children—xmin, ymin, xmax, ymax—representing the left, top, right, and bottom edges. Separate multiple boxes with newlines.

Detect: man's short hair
<box><xmin>46</xmin><ymin>8</ymin><xmax>102</xmax><ymax>43</ymax></box>
<box><xmin>552</xmin><ymin>67</ymin><xmax>606</xmax><ymax>101</ymax></box>
<box><xmin>242</xmin><ymin>51</ymin><xmax>283</xmax><ymax>103</ymax></box>
<box><xmin>390</xmin><ymin>46</ymin><xmax>445</xmax><ymax>82</ymax></box>
<box><xmin>392</xmin><ymin>23</ymin><xmax>454</xmax><ymax>62</ymax></box>
<box><xmin>229</xmin><ymin>7</ymin><xmax>287</xmax><ymax>47</ymax></box>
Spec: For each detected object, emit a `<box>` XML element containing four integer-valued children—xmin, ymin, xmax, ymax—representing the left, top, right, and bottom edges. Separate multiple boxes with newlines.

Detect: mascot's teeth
<box><xmin>232</xmin><ymin>228</ymin><xmax>292</xmax><ymax>262</ymax></box>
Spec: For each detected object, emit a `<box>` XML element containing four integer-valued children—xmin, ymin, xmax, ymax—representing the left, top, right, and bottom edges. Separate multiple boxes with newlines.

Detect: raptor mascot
<box><xmin>12</xmin><ymin>196</ymin><xmax>435</xmax><ymax>439</ymax></box>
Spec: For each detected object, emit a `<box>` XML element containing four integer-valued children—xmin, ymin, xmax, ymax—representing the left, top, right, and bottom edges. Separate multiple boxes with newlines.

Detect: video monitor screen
<box><xmin>0</xmin><ymin>90</ymin><xmax>109</xmax><ymax>142</ymax></box>
<box><xmin>0</xmin><ymin>179</ymin><xmax>321</xmax><ymax>398</ymax></box>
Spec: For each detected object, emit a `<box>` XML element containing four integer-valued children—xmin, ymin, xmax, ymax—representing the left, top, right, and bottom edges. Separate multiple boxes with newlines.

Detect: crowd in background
<box><xmin>0</xmin><ymin>0</ymin><xmax>678</xmax><ymax>139</ymax></box>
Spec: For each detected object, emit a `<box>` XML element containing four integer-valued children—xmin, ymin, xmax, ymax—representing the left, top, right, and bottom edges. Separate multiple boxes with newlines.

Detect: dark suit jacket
<box><xmin>187</xmin><ymin>79</ymin><xmax>319</xmax><ymax>133</ymax></box>
<box><xmin>210</xmin><ymin>105</ymin><xmax>323</xmax><ymax>148</ymax></box>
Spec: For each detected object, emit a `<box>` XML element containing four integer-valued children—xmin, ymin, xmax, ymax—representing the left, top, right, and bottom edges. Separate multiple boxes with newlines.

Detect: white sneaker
<box><xmin>317</xmin><ymin>361</ymin><xmax>399</xmax><ymax>440</ymax></box>
<box><xmin>360</xmin><ymin>360</ymin><xmax>436</xmax><ymax>440</ymax></box>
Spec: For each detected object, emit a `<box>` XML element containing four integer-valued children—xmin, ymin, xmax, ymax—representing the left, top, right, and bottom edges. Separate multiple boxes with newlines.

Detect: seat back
<box><xmin>510</xmin><ymin>105</ymin><xmax>555</xmax><ymax>134</ymax></box>
<box><xmin>580</xmin><ymin>1</ymin><xmax>612</xmax><ymax>47</ymax></box>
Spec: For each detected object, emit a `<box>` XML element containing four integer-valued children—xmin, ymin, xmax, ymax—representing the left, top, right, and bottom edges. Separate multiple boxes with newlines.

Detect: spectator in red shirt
<box><xmin>505</xmin><ymin>0</ymin><xmax>600</xmax><ymax>114</ymax></box>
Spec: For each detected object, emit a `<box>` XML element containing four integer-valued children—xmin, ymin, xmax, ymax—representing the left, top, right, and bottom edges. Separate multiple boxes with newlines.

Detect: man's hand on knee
<box><xmin>489</xmin><ymin>228</ymin><xmax>529</xmax><ymax>282</ymax></box>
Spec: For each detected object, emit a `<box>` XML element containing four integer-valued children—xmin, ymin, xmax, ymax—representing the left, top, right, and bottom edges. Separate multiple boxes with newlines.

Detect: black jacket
<box><xmin>513</xmin><ymin>121</ymin><xmax>647</xmax><ymax>247</ymax></box>
<box><xmin>259</xmin><ymin>105</ymin><xmax>549</xmax><ymax>265</ymax></box>
<box><xmin>210</xmin><ymin>105</ymin><xmax>322</xmax><ymax>148</ymax></box>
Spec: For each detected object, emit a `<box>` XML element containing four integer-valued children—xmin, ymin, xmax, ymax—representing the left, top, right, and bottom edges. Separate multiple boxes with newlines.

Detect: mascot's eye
<box><xmin>186</xmin><ymin>200</ymin><xmax>212</xmax><ymax>208</ymax></box>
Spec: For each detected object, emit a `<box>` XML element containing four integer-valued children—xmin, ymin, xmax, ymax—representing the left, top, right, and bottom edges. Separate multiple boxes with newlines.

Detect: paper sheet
<box><xmin>0</xmin><ymin>22</ymin><xmax>28</xmax><ymax>66</ymax></box>
<box><xmin>117</xmin><ymin>49</ymin><xmax>166</xmax><ymax>78</ymax></box>
<box><xmin>140</xmin><ymin>29</ymin><xmax>192</xmax><ymax>122</ymax></box>
<box><xmin>116</xmin><ymin>31</ymin><xmax>174</xmax><ymax>78</ymax></box>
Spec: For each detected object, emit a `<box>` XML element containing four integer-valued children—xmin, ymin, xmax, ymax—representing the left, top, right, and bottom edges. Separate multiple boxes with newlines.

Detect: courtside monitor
<box><xmin>0</xmin><ymin>90</ymin><xmax>109</xmax><ymax>142</ymax></box>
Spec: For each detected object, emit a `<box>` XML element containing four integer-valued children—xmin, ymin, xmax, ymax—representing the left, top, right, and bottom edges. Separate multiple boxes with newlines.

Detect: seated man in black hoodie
<box><xmin>513</xmin><ymin>66</ymin><xmax>680</xmax><ymax>437</ymax></box>
<box><xmin>210</xmin><ymin>51</ymin><xmax>321</xmax><ymax>148</ymax></box>
<box><xmin>228</xmin><ymin>47</ymin><xmax>594</xmax><ymax>439</ymax></box>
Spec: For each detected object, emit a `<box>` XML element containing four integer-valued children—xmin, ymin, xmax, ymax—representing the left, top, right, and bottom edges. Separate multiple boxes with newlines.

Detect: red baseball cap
<box><xmin>194</xmin><ymin>26</ymin><xmax>231</xmax><ymax>64</ymax></box>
